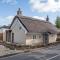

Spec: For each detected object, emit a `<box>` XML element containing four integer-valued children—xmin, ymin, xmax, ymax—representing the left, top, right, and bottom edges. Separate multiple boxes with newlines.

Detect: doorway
<box><xmin>12</xmin><ymin>33</ymin><xmax>14</xmax><ymax>43</ymax></box>
<box><xmin>6</xmin><ymin>30</ymin><xmax>12</xmax><ymax>42</ymax></box>
<box><xmin>43</xmin><ymin>32</ymin><xmax>49</xmax><ymax>45</ymax></box>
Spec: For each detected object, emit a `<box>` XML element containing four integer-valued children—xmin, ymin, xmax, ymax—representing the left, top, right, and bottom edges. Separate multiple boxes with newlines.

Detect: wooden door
<box><xmin>12</xmin><ymin>33</ymin><xmax>14</xmax><ymax>43</ymax></box>
<box><xmin>43</xmin><ymin>32</ymin><xmax>49</xmax><ymax>45</ymax></box>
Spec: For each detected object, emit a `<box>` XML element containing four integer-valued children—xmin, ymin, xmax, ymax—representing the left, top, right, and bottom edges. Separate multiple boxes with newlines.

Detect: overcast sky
<box><xmin>0</xmin><ymin>0</ymin><xmax>60</xmax><ymax>26</ymax></box>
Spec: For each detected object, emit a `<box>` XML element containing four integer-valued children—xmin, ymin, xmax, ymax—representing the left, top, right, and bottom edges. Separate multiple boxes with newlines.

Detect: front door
<box><xmin>6</xmin><ymin>30</ymin><xmax>11</xmax><ymax>42</ymax></box>
<box><xmin>12</xmin><ymin>33</ymin><xmax>14</xmax><ymax>43</ymax></box>
<box><xmin>43</xmin><ymin>32</ymin><xmax>49</xmax><ymax>45</ymax></box>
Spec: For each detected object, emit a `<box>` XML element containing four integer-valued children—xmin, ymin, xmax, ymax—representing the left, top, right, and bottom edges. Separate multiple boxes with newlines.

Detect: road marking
<box><xmin>46</xmin><ymin>55</ymin><xmax>59</xmax><ymax>60</ymax></box>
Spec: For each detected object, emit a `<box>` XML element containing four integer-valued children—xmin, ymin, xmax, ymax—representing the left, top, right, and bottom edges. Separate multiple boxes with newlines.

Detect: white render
<box><xmin>10</xmin><ymin>18</ymin><xmax>27</xmax><ymax>45</ymax></box>
<box><xmin>3</xmin><ymin>30</ymin><xmax>6</xmax><ymax>42</ymax></box>
<box><xmin>26</xmin><ymin>33</ymin><xmax>43</xmax><ymax>46</ymax></box>
<box><xmin>49</xmin><ymin>34</ymin><xmax>57</xmax><ymax>43</ymax></box>
<box><xmin>26</xmin><ymin>33</ymin><xmax>57</xmax><ymax>45</ymax></box>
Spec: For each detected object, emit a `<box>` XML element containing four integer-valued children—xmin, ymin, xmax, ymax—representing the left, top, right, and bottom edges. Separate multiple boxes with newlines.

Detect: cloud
<box><xmin>6</xmin><ymin>16</ymin><xmax>14</xmax><ymax>20</ymax></box>
<box><xmin>33</xmin><ymin>16</ymin><xmax>45</xmax><ymax>20</ymax></box>
<box><xmin>1</xmin><ymin>0</ymin><xmax>17</xmax><ymax>5</ymax></box>
<box><xmin>29</xmin><ymin>0</ymin><xmax>60</xmax><ymax>12</ymax></box>
<box><xmin>0</xmin><ymin>16</ymin><xmax>14</xmax><ymax>26</ymax></box>
<box><xmin>32</xmin><ymin>16</ymin><xmax>55</xmax><ymax>24</ymax></box>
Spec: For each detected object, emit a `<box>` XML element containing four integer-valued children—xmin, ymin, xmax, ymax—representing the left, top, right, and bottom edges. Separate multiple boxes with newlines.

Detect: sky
<box><xmin>0</xmin><ymin>0</ymin><xmax>60</xmax><ymax>26</ymax></box>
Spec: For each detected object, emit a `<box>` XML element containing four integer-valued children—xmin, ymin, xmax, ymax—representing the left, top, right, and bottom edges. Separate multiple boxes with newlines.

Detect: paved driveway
<box><xmin>0</xmin><ymin>44</ymin><xmax>60</xmax><ymax>60</ymax></box>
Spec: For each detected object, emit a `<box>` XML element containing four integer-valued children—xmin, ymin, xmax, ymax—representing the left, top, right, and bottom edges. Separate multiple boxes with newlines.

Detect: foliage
<box><xmin>55</xmin><ymin>16</ymin><xmax>60</xmax><ymax>28</ymax></box>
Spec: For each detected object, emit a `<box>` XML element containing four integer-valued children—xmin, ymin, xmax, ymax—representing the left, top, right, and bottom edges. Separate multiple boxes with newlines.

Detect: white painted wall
<box><xmin>26</xmin><ymin>33</ymin><xmax>57</xmax><ymax>46</ymax></box>
<box><xmin>26</xmin><ymin>33</ymin><xmax>43</xmax><ymax>46</ymax></box>
<box><xmin>3</xmin><ymin>30</ymin><xmax>6</xmax><ymax>42</ymax></box>
<box><xmin>49</xmin><ymin>34</ymin><xmax>57</xmax><ymax>43</ymax></box>
<box><xmin>10</xmin><ymin>18</ymin><xmax>27</xmax><ymax>45</ymax></box>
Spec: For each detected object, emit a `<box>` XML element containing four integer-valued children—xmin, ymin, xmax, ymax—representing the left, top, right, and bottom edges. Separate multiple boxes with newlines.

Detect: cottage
<box><xmin>3</xmin><ymin>8</ymin><xmax>57</xmax><ymax>46</ymax></box>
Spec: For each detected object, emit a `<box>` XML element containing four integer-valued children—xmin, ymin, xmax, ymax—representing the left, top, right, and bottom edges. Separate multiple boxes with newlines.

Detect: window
<box><xmin>33</xmin><ymin>35</ymin><xmax>36</xmax><ymax>39</ymax></box>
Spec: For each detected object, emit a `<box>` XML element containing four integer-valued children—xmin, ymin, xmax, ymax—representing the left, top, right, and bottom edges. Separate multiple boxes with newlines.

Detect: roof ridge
<box><xmin>17</xmin><ymin>15</ymin><xmax>51</xmax><ymax>24</ymax></box>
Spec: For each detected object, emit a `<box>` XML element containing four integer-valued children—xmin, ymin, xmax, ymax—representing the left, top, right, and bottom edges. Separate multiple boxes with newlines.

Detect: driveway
<box><xmin>0</xmin><ymin>44</ymin><xmax>60</xmax><ymax>60</ymax></box>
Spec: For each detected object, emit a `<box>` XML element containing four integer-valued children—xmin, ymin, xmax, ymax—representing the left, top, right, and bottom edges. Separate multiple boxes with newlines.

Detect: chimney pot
<box><xmin>46</xmin><ymin>15</ymin><xmax>49</xmax><ymax>22</ymax></box>
<box><xmin>17</xmin><ymin>8</ymin><xmax>22</xmax><ymax>15</ymax></box>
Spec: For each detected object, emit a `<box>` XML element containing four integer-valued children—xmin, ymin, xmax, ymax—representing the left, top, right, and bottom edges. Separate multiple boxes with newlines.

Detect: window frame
<box><xmin>33</xmin><ymin>35</ymin><xmax>36</xmax><ymax>39</ymax></box>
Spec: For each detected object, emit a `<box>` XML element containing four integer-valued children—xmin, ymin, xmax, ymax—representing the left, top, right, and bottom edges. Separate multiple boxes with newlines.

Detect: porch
<box><xmin>5</xmin><ymin>30</ymin><xmax>14</xmax><ymax>43</ymax></box>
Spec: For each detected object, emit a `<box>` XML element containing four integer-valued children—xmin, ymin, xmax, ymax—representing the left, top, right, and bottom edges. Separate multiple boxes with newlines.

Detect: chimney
<box><xmin>46</xmin><ymin>15</ymin><xmax>49</xmax><ymax>22</ymax></box>
<box><xmin>17</xmin><ymin>8</ymin><xmax>22</xmax><ymax>16</ymax></box>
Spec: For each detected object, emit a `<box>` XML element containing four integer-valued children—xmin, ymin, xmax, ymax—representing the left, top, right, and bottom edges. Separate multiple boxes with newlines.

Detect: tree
<box><xmin>55</xmin><ymin>16</ymin><xmax>60</xmax><ymax>28</ymax></box>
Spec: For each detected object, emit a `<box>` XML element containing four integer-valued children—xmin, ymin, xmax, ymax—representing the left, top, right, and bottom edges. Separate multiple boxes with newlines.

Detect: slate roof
<box><xmin>10</xmin><ymin>15</ymin><xmax>57</xmax><ymax>33</ymax></box>
<box><xmin>0</xmin><ymin>25</ymin><xmax>9</xmax><ymax>29</ymax></box>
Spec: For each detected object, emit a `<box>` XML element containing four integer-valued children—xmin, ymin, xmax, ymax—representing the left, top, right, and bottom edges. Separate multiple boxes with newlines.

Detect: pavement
<box><xmin>0</xmin><ymin>45</ymin><xmax>24</xmax><ymax>58</ymax></box>
<box><xmin>0</xmin><ymin>44</ymin><xmax>60</xmax><ymax>60</ymax></box>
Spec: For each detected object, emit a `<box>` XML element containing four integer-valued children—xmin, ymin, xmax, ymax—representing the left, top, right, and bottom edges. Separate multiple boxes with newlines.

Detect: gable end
<box><xmin>9</xmin><ymin>16</ymin><xmax>29</xmax><ymax>32</ymax></box>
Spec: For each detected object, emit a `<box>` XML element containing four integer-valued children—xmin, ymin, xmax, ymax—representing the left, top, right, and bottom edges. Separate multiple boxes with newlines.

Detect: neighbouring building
<box><xmin>0</xmin><ymin>25</ymin><xmax>9</xmax><ymax>42</ymax></box>
<box><xmin>3</xmin><ymin>8</ymin><xmax>57</xmax><ymax>46</ymax></box>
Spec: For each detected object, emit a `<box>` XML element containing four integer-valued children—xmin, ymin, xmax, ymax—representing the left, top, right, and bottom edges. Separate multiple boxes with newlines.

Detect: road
<box><xmin>0</xmin><ymin>52</ymin><xmax>60</xmax><ymax>60</ymax></box>
<box><xmin>0</xmin><ymin>44</ymin><xmax>60</xmax><ymax>60</ymax></box>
